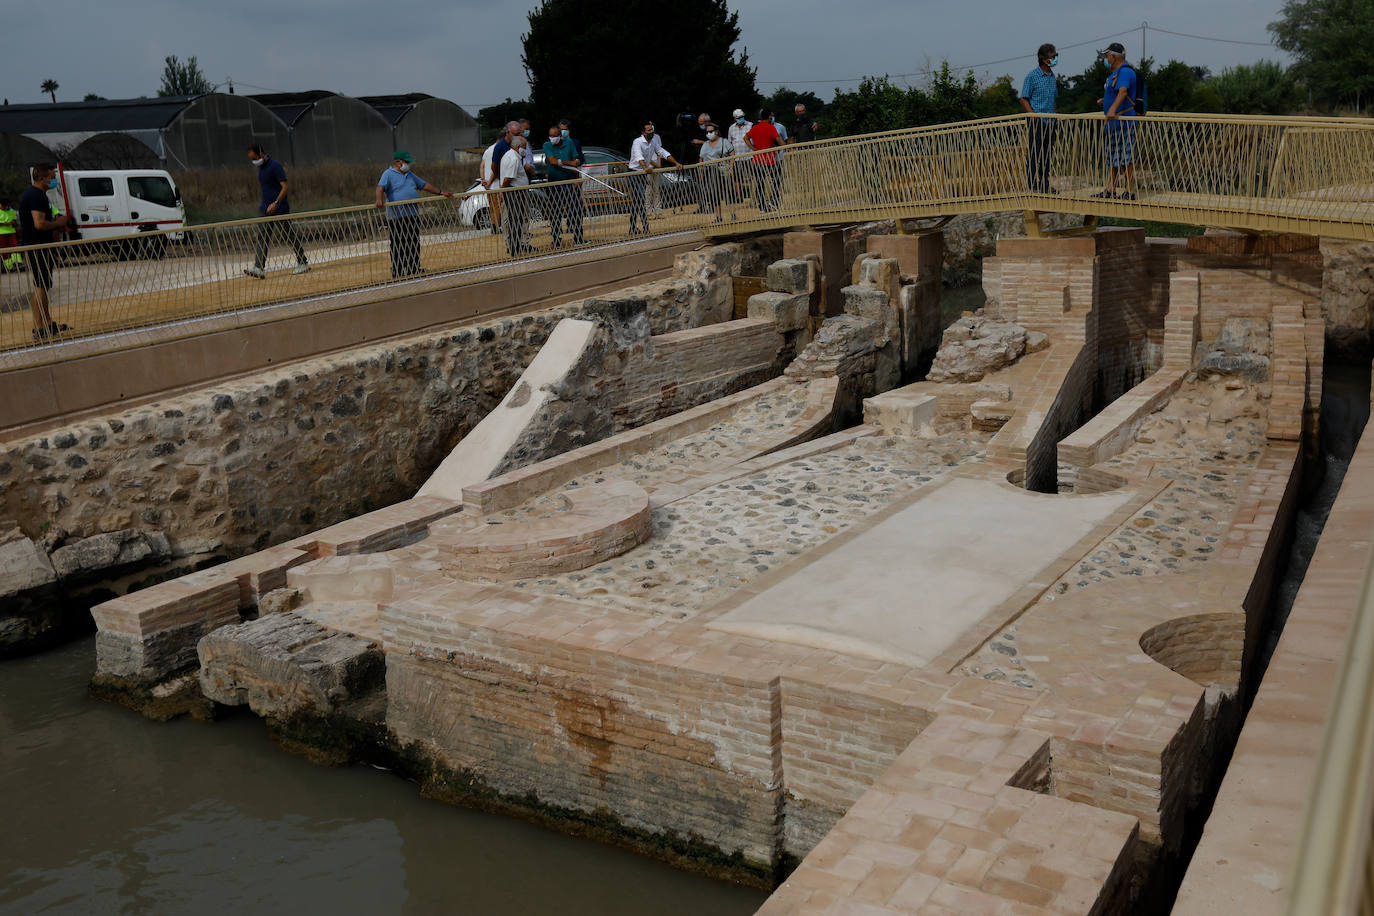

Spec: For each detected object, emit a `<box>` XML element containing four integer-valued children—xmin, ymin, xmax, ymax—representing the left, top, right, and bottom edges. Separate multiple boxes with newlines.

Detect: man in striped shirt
<box><xmin>1019</xmin><ymin>43</ymin><xmax>1059</xmax><ymax>193</ymax></box>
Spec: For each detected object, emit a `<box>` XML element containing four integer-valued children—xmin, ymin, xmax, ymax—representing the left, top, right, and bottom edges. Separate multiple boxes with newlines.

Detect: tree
<box><xmin>1270</xmin><ymin>0</ymin><xmax>1374</xmax><ymax>109</ymax></box>
<box><xmin>521</xmin><ymin>0</ymin><xmax>760</xmax><ymax>151</ymax></box>
<box><xmin>40</xmin><ymin>79</ymin><xmax>58</xmax><ymax>103</ymax></box>
<box><xmin>83</xmin><ymin>93</ymin><xmax>107</xmax><ymax>102</ymax></box>
<box><xmin>158</xmin><ymin>55</ymin><xmax>212</xmax><ymax>98</ymax></box>
<box><xmin>1207</xmin><ymin>61</ymin><xmax>1302</xmax><ymax>114</ymax></box>
<box><xmin>762</xmin><ymin>87</ymin><xmax>825</xmax><ymax>121</ymax></box>
<box><xmin>477</xmin><ymin>97</ymin><xmax>535</xmax><ymax>142</ymax></box>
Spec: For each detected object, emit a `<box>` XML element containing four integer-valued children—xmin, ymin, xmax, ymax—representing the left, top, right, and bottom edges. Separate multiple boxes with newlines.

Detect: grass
<box><xmin>177</xmin><ymin>160</ymin><xmax>483</xmax><ymax>225</ymax></box>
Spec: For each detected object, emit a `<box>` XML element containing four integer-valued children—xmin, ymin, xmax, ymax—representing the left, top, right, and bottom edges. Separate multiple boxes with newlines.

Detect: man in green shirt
<box><xmin>543</xmin><ymin>123</ymin><xmax>585</xmax><ymax>247</ymax></box>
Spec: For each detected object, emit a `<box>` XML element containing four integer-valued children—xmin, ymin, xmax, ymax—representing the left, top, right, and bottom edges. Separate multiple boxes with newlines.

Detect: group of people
<box><xmin>473</xmin><ymin>104</ymin><xmax>821</xmax><ymax>254</ymax></box>
<box><xmin>1019</xmin><ymin>41</ymin><xmax>1144</xmax><ymax>199</ymax></box>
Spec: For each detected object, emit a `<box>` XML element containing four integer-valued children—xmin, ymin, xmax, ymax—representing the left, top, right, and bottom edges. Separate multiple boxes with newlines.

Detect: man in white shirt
<box><xmin>627</xmin><ymin>121</ymin><xmax>682</xmax><ymax>235</ymax></box>
<box><xmin>727</xmin><ymin>108</ymin><xmax>752</xmax><ymax>204</ymax></box>
<box><xmin>499</xmin><ymin>134</ymin><xmax>534</xmax><ymax>256</ymax></box>
<box><xmin>479</xmin><ymin>142</ymin><xmax>500</xmax><ymax>233</ymax></box>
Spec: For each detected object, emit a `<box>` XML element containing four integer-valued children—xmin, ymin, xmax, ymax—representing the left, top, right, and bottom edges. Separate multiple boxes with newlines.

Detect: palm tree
<box><xmin>40</xmin><ymin>79</ymin><xmax>59</xmax><ymax>103</ymax></box>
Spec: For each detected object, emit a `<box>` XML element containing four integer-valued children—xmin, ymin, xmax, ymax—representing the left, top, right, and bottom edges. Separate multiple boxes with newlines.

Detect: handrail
<box><xmin>4</xmin><ymin>111</ymin><xmax>1374</xmax><ymax>365</ymax></box>
<box><xmin>1285</xmin><ymin>521</ymin><xmax>1374</xmax><ymax>915</ymax></box>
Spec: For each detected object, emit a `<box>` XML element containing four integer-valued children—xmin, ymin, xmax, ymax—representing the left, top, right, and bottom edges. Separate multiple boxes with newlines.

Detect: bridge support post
<box><xmin>784</xmin><ymin>229</ymin><xmax>846</xmax><ymax>318</ymax></box>
<box><xmin>1025</xmin><ymin>211</ymin><xmax>1100</xmax><ymax>239</ymax></box>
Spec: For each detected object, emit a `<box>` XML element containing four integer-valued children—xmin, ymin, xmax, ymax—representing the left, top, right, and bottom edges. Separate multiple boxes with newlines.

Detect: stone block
<box><xmin>784</xmin><ymin>229</ymin><xmax>845</xmax><ymax>316</ymax></box>
<box><xmin>842</xmin><ymin>286</ymin><xmax>898</xmax><ymax>339</ymax></box>
<box><xmin>51</xmin><ymin>528</ymin><xmax>171</xmax><ymax>580</ymax></box>
<box><xmin>858</xmin><ymin>256</ymin><xmax>902</xmax><ymax>303</ymax></box>
<box><xmin>863</xmin><ymin>390</ymin><xmax>938</xmax><ymax>435</ymax></box>
<box><xmin>971</xmin><ymin>399</ymin><xmax>1016</xmax><ymax>430</ymax></box>
<box><xmin>0</xmin><ymin>534</ymin><xmax>56</xmax><ymax>598</ymax></box>
<box><xmin>198</xmin><ymin>612</ymin><xmax>384</xmax><ymax>720</ymax></box>
<box><xmin>766</xmin><ymin>259</ymin><xmax>814</xmax><ymax>295</ymax></box>
<box><xmin>747</xmin><ymin>292</ymin><xmax>810</xmax><ymax>332</ymax></box>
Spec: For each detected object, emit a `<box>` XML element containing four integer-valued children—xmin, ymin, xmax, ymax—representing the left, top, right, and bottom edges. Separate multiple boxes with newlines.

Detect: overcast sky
<box><xmin>2</xmin><ymin>0</ymin><xmax>1286</xmax><ymax>111</ymax></box>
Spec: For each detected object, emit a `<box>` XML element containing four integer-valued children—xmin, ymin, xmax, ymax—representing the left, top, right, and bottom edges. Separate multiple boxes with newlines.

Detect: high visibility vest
<box><xmin>0</xmin><ymin>208</ymin><xmax>16</xmax><ymax>234</ymax></box>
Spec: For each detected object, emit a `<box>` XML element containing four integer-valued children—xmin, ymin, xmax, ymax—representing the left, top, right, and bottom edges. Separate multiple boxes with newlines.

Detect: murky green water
<box><xmin>0</xmin><ymin>636</ymin><xmax>768</xmax><ymax>915</ymax></box>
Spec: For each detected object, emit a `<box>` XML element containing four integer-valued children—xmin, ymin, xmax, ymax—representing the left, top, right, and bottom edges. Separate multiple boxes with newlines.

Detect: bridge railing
<box><xmin>4</xmin><ymin>112</ymin><xmax>1374</xmax><ymax>363</ymax></box>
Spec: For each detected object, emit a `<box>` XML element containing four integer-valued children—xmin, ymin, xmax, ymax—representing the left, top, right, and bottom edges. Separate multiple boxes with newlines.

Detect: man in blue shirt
<box><xmin>1019</xmin><ymin>43</ymin><xmax>1059</xmax><ymax>193</ymax></box>
<box><xmin>375</xmin><ymin>150</ymin><xmax>453</xmax><ymax>278</ymax></box>
<box><xmin>543</xmin><ymin>123</ymin><xmax>585</xmax><ymax>247</ymax></box>
<box><xmin>1096</xmin><ymin>42</ymin><xmax>1140</xmax><ymax>199</ymax></box>
<box><xmin>244</xmin><ymin>144</ymin><xmax>309</xmax><ymax>279</ymax></box>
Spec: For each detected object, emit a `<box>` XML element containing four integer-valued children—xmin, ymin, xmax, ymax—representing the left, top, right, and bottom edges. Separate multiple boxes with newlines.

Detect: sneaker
<box><xmin>243</xmin><ymin>266</ymin><xmax>266</xmax><ymax>279</ymax></box>
<box><xmin>1090</xmin><ymin>190</ymin><xmax>1116</xmax><ymax>199</ymax></box>
<box><xmin>292</xmin><ymin>263</ymin><xmax>311</xmax><ymax>275</ymax></box>
<box><xmin>32</xmin><ymin>321</ymin><xmax>71</xmax><ymax>341</ymax></box>
<box><xmin>1118</xmin><ymin>191</ymin><xmax>1137</xmax><ymax>201</ymax></box>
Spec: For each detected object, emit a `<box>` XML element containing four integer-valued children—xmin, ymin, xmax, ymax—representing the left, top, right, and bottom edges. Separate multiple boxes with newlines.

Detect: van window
<box><xmin>127</xmin><ymin>176</ymin><xmax>178</xmax><ymax>209</ymax></box>
<box><xmin>78</xmin><ymin>177</ymin><xmax>114</xmax><ymax>197</ymax></box>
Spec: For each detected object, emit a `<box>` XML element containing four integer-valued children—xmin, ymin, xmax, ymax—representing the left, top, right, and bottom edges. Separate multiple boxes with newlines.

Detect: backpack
<box><xmin>1115</xmin><ymin>64</ymin><xmax>1149</xmax><ymax>116</ymax></box>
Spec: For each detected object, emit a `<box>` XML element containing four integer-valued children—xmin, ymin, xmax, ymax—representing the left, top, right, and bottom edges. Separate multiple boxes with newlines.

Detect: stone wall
<box><xmin>0</xmin><ymin>244</ymin><xmax>748</xmax><ymax>654</ymax></box>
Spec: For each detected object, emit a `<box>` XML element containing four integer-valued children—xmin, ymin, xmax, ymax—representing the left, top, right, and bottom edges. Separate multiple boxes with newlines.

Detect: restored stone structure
<box><xmin>78</xmin><ymin>221</ymin><xmax>1331</xmax><ymax>913</ymax></box>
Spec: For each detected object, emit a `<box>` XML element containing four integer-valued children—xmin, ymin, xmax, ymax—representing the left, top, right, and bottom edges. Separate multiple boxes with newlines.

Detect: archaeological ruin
<box><xmin>3</xmin><ymin>212</ymin><xmax>1373</xmax><ymax>914</ymax></box>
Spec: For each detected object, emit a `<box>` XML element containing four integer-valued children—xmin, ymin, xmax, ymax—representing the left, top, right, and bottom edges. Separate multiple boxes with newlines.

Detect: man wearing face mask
<box><xmin>544</xmin><ymin>123</ymin><xmax>584</xmax><ymax>248</ymax></box>
<box><xmin>499</xmin><ymin>134</ymin><xmax>535</xmax><ymax>256</ymax></box>
<box><xmin>485</xmin><ymin>121</ymin><xmax>524</xmax><ymax>236</ymax></box>
<box><xmin>18</xmin><ymin>163</ymin><xmax>70</xmax><ymax>340</ymax></box>
<box><xmin>628</xmin><ymin>121</ymin><xmax>683</xmax><ymax>235</ymax></box>
<box><xmin>244</xmin><ymin>144</ymin><xmax>310</xmax><ymax>279</ymax></box>
<box><xmin>376</xmin><ymin>150</ymin><xmax>453</xmax><ymax>278</ymax></box>
<box><xmin>1019</xmin><ymin>43</ymin><xmax>1059</xmax><ymax>194</ymax></box>
<box><xmin>727</xmin><ymin>108</ymin><xmax>752</xmax><ymax>204</ymax></box>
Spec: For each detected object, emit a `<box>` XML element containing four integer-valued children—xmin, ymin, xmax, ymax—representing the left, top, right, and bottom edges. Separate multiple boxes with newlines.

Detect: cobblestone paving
<box><xmin>501</xmin><ymin>432</ymin><xmax>989</xmax><ymax>617</ymax></box>
<box><xmin>961</xmin><ymin>378</ymin><xmax>1271</xmax><ymax>688</ymax></box>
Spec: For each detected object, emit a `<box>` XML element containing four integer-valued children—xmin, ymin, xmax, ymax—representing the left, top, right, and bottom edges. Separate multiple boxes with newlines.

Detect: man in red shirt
<box><xmin>745</xmin><ymin>110</ymin><xmax>782</xmax><ymax>212</ymax></box>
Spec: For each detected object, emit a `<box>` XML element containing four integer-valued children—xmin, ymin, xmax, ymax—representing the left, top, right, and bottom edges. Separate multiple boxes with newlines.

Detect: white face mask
<box><xmin>251</xmin><ymin>157</ymin><xmax>265</xmax><ymax>167</ymax></box>
<box><xmin>398</xmin><ymin>162</ymin><xmax>411</xmax><ymax>173</ymax></box>
<box><xmin>706</xmin><ymin>131</ymin><xmax>716</xmax><ymax>139</ymax></box>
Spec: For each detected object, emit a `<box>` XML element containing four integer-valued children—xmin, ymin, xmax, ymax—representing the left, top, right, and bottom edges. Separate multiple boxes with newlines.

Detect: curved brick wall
<box><xmin>1139</xmin><ymin>613</ymin><xmax>1245</xmax><ymax>690</ymax></box>
<box><xmin>433</xmin><ymin>478</ymin><xmax>652</xmax><ymax>581</ymax></box>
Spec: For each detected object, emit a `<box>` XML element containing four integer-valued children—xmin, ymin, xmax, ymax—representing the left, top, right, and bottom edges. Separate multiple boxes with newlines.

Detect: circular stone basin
<box><xmin>1005</xmin><ymin>465</ymin><xmax>1127</xmax><ymax>495</ymax></box>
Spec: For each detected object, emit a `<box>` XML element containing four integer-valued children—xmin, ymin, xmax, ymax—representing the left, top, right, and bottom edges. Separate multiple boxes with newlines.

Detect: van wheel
<box><xmin>141</xmin><ymin>235</ymin><xmax>167</xmax><ymax>260</ymax></box>
<box><xmin>473</xmin><ymin>209</ymin><xmax>491</xmax><ymax>231</ymax></box>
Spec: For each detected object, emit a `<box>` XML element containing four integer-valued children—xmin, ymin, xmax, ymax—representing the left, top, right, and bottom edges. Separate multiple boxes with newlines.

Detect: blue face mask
<box><xmin>48</xmin><ymin>178</ymin><xmax>59</xmax><ymax>189</ymax></box>
<box><xmin>522</xmin><ymin>129</ymin><xmax>529</xmax><ymax>138</ymax></box>
<box><xmin>1049</xmin><ymin>56</ymin><xmax>1059</xmax><ymax>68</ymax></box>
<box><xmin>561</xmin><ymin>129</ymin><xmax>569</xmax><ymax>138</ymax></box>
<box><xmin>736</xmin><ymin>117</ymin><xmax>745</xmax><ymax>125</ymax></box>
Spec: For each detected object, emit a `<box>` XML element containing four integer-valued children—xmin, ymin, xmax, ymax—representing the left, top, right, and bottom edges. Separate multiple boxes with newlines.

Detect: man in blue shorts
<box><xmin>1096</xmin><ymin>42</ymin><xmax>1140</xmax><ymax>200</ymax></box>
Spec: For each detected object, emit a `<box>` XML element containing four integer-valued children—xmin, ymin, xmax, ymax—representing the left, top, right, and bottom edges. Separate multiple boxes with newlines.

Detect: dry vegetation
<box><xmin>177</xmin><ymin>157</ymin><xmax>483</xmax><ymax>224</ymax></box>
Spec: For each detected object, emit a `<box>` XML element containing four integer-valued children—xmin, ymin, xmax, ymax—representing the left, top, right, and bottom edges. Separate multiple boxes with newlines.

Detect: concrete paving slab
<box><xmin>708</xmin><ymin>475</ymin><xmax>1135</xmax><ymax>666</ymax></box>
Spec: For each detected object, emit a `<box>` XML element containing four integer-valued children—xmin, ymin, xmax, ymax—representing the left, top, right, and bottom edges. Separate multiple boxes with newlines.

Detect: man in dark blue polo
<box><xmin>1019</xmin><ymin>43</ymin><xmax>1059</xmax><ymax>193</ymax></box>
<box><xmin>244</xmin><ymin>144</ymin><xmax>310</xmax><ymax>279</ymax></box>
<box><xmin>1097</xmin><ymin>42</ymin><xmax>1140</xmax><ymax>199</ymax></box>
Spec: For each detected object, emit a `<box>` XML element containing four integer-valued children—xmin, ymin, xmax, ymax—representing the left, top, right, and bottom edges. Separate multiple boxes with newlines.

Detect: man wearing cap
<box><xmin>1019</xmin><ymin>43</ymin><xmax>1059</xmax><ymax>193</ymax></box>
<box><xmin>375</xmin><ymin>151</ymin><xmax>453</xmax><ymax>278</ymax></box>
<box><xmin>1096</xmin><ymin>42</ymin><xmax>1140</xmax><ymax>199</ymax></box>
<box><xmin>728</xmin><ymin>108</ymin><xmax>753</xmax><ymax>204</ymax></box>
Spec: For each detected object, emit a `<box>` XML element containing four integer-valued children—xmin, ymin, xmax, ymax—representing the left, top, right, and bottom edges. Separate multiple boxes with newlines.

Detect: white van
<box><xmin>47</xmin><ymin>168</ymin><xmax>187</xmax><ymax>255</ymax></box>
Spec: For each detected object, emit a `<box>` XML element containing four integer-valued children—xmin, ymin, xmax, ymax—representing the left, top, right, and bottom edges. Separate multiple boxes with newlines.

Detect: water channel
<box><xmin>0</xmin><ymin>637</ymin><xmax>768</xmax><ymax>915</ymax></box>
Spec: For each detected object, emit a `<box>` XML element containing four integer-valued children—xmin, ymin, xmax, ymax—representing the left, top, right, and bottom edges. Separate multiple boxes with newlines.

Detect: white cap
<box><xmin>732</xmin><ymin>108</ymin><xmax>745</xmax><ymax>118</ymax></box>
